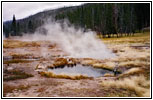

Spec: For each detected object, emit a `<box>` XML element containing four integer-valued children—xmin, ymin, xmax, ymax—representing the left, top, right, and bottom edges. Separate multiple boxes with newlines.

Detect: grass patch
<box><xmin>117</xmin><ymin>68</ymin><xmax>144</xmax><ymax>79</ymax></box>
<box><xmin>39</xmin><ymin>71</ymin><xmax>91</xmax><ymax>80</ymax></box>
<box><xmin>4</xmin><ymin>69</ymin><xmax>34</xmax><ymax>81</ymax></box>
<box><xmin>104</xmin><ymin>88</ymin><xmax>137</xmax><ymax>97</ymax></box>
<box><xmin>101</xmin><ymin>75</ymin><xmax>150</xmax><ymax>97</ymax></box>
<box><xmin>80</xmin><ymin>59</ymin><xmax>116</xmax><ymax>71</ymax></box>
<box><xmin>53</xmin><ymin>58</ymin><xmax>68</xmax><ymax>67</ymax></box>
<box><xmin>101</xmin><ymin>32</ymin><xmax>150</xmax><ymax>44</ymax></box>
<box><xmin>4</xmin><ymin>59</ymin><xmax>32</xmax><ymax>64</ymax></box>
<box><xmin>10</xmin><ymin>53</ymin><xmax>33</xmax><ymax>59</ymax></box>
<box><xmin>81</xmin><ymin>59</ymin><xmax>98</xmax><ymax>66</ymax></box>
<box><xmin>119</xmin><ymin>61</ymin><xmax>148</xmax><ymax>69</ymax></box>
<box><xmin>3</xmin><ymin>40</ymin><xmax>40</xmax><ymax>48</ymax></box>
<box><xmin>104</xmin><ymin>73</ymin><xmax>114</xmax><ymax>77</ymax></box>
<box><xmin>3</xmin><ymin>84</ymin><xmax>30</xmax><ymax>97</ymax></box>
<box><xmin>92</xmin><ymin>63</ymin><xmax>114</xmax><ymax>71</ymax></box>
<box><xmin>50</xmin><ymin>58</ymin><xmax>77</xmax><ymax>68</ymax></box>
<box><xmin>99</xmin><ymin>32</ymin><xmax>150</xmax><ymax>97</ymax></box>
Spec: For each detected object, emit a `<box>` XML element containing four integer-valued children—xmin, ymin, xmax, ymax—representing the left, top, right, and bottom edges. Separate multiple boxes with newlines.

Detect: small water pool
<box><xmin>48</xmin><ymin>64</ymin><xmax>114</xmax><ymax>78</ymax></box>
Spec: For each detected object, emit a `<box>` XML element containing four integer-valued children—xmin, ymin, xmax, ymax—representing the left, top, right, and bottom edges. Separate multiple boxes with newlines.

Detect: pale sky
<box><xmin>3</xmin><ymin>2</ymin><xmax>84</xmax><ymax>22</ymax></box>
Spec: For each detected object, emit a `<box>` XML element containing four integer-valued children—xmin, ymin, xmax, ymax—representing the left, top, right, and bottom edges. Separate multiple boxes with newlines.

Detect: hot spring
<box><xmin>19</xmin><ymin>20</ymin><xmax>117</xmax><ymax>78</ymax></box>
<box><xmin>48</xmin><ymin>64</ymin><xmax>114</xmax><ymax>78</ymax></box>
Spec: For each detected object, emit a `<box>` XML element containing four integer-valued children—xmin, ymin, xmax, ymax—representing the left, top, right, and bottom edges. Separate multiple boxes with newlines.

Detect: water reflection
<box><xmin>48</xmin><ymin>64</ymin><xmax>113</xmax><ymax>78</ymax></box>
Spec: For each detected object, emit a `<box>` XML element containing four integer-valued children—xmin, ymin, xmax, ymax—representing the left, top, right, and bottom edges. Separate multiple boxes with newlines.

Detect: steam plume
<box><xmin>21</xmin><ymin>20</ymin><xmax>116</xmax><ymax>59</ymax></box>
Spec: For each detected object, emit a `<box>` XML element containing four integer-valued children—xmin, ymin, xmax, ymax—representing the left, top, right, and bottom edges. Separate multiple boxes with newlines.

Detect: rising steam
<box><xmin>21</xmin><ymin>20</ymin><xmax>116</xmax><ymax>59</ymax></box>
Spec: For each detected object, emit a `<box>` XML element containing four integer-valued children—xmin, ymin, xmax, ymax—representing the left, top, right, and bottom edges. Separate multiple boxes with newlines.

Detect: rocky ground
<box><xmin>3</xmin><ymin>32</ymin><xmax>150</xmax><ymax>97</ymax></box>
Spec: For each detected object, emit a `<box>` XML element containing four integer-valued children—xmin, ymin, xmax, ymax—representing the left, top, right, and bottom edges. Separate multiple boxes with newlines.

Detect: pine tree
<box><xmin>28</xmin><ymin>20</ymin><xmax>33</xmax><ymax>33</ymax></box>
<box><xmin>3</xmin><ymin>25</ymin><xmax>9</xmax><ymax>38</ymax></box>
<box><xmin>17</xmin><ymin>22</ymin><xmax>20</xmax><ymax>35</ymax></box>
<box><xmin>11</xmin><ymin>15</ymin><xmax>17</xmax><ymax>36</ymax></box>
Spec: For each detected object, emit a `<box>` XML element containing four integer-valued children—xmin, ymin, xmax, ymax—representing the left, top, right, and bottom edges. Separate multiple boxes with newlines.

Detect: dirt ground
<box><xmin>3</xmin><ymin>32</ymin><xmax>150</xmax><ymax>97</ymax></box>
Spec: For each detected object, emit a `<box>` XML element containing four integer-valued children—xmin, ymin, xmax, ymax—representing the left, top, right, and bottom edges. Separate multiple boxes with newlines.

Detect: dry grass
<box><xmin>92</xmin><ymin>63</ymin><xmax>114</xmax><ymax>71</ymax></box>
<box><xmin>101</xmin><ymin>32</ymin><xmax>150</xmax><ymax>44</ymax></box>
<box><xmin>81</xmin><ymin>59</ymin><xmax>98</xmax><ymax>66</ymax></box>
<box><xmin>39</xmin><ymin>71</ymin><xmax>91</xmax><ymax>80</ymax></box>
<box><xmin>117</xmin><ymin>68</ymin><xmax>144</xmax><ymax>79</ymax></box>
<box><xmin>117</xmin><ymin>56</ymin><xmax>150</xmax><ymax>63</ymax></box>
<box><xmin>4</xmin><ymin>59</ymin><xmax>32</xmax><ymax>64</ymax></box>
<box><xmin>118</xmin><ymin>66</ymin><xmax>150</xmax><ymax>80</ymax></box>
<box><xmin>10</xmin><ymin>53</ymin><xmax>33</xmax><ymax>59</ymax></box>
<box><xmin>80</xmin><ymin>58</ymin><xmax>116</xmax><ymax>71</ymax></box>
<box><xmin>3</xmin><ymin>40</ymin><xmax>40</xmax><ymax>48</ymax></box>
<box><xmin>100</xmin><ymin>33</ymin><xmax>150</xmax><ymax>97</ymax></box>
<box><xmin>124</xmin><ymin>68</ymin><xmax>142</xmax><ymax>75</ymax></box>
<box><xmin>3</xmin><ymin>84</ymin><xmax>30</xmax><ymax>97</ymax></box>
<box><xmin>104</xmin><ymin>88</ymin><xmax>137</xmax><ymax>97</ymax></box>
<box><xmin>101</xmin><ymin>75</ymin><xmax>150</xmax><ymax>97</ymax></box>
<box><xmin>53</xmin><ymin>58</ymin><xmax>68</xmax><ymax>67</ymax></box>
<box><xmin>104</xmin><ymin>73</ymin><xmax>114</xmax><ymax>77</ymax></box>
<box><xmin>3</xmin><ymin>69</ymin><xmax>34</xmax><ymax>81</ymax></box>
<box><xmin>50</xmin><ymin>57</ymin><xmax>78</xmax><ymax>68</ymax></box>
<box><xmin>118</xmin><ymin>60</ymin><xmax>149</xmax><ymax>68</ymax></box>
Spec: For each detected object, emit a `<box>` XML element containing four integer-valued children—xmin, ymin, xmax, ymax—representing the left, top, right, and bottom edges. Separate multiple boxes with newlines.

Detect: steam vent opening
<box><xmin>48</xmin><ymin>64</ymin><xmax>114</xmax><ymax>78</ymax></box>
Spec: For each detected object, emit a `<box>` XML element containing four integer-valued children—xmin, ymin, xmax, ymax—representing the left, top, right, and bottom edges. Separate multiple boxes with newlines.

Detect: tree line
<box><xmin>3</xmin><ymin>3</ymin><xmax>150</xmax><ymax>38</ymax></box>
<box><xmin>55</xmin><ymin>3</ymin><xmax>150</xmax><ymax>37</ymax></box>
